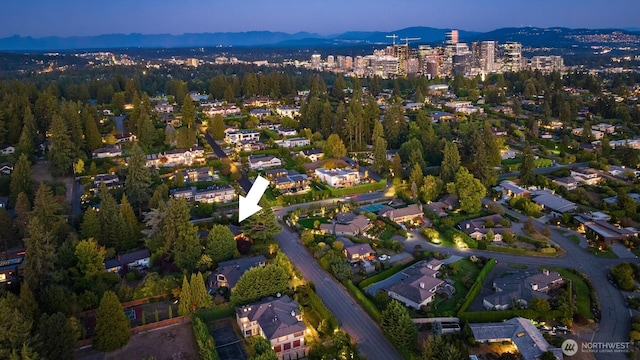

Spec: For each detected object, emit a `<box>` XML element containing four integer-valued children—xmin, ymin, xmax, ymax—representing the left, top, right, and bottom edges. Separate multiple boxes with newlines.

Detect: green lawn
<box><xmin>568</xmin><ymin>235</ymin><xmax>581</xmax><ymax>245</ymax></box>
<box><xmin>298</xmin><ymin>217</ymin><xmax>329</xmax><ymax>229</ymax></box>
<box><xmin>379</xmin><ymin>229</ymin><xmax>395</xmax><ymax>241</ymax></box>
<box><xmin>548</xmin><ymin>267</ymin><xmax>595</xmax><ymax>320</ymax></box>
<box><xmin>587</xmin><ymin>246</ymin><xmax>618</xmax><ymax>258</ymax></box>
<box><xmin>431</xmin><ymin>259</ymin><xmax>481</xmax><ymax>316</ymax></box>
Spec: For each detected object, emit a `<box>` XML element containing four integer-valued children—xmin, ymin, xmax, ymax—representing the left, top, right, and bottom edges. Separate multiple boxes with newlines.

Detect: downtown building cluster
<box><xmin>307</xmin><ymin>30</ymin><xmax>564</xmax><ymax>79</ymax></box>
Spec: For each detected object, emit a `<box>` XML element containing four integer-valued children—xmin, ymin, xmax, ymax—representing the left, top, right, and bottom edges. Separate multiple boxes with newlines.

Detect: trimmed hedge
<box><xmin>458</xmin><ymin>259</ymin><xmax>496</xmax><ymax>314</ymax></box>
<box><xmin>459</xmin><ymin>309</ymin><xmax>565</xmax><ymax>323</ymax></box>
<box><xmin>194</xmin><ymin>304</ymin><xmax>235</xmax><ymax>323</ymax></box>
<box><xmin>308</xmin><ymin>287</ymin><xmax>338</xmax><ymax>330</ymax></box>
<box><xmin>358</xmin><ymin>259</ymin><xmax>420</xmax><ymax>290</ymax></box>
<box><xmin>191</xmin><ymin>316</ymin><xmax>219</xmax><ymax>360</ymax></box>
<box><xmin>345</xmin><ymin>280</ymin><xmax>381</xmax><ymax>321</ymax></box>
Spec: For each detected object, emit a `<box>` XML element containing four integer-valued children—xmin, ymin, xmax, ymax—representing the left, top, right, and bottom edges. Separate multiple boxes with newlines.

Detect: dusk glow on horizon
<box><xmin>1</xmin><ymin>0</ymin><xmax>639</xmax><ymax>38</ymax></box>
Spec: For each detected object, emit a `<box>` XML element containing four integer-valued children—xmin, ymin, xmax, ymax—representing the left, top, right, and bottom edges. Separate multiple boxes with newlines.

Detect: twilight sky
<box><xmin>1</xmin><ymin>0</ymin><xmax>639</xmax><ymax>38</ymax></box>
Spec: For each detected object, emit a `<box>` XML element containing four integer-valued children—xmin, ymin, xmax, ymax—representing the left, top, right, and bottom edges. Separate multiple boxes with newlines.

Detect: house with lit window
<box><xmin>249</xmin><ymin>155</ymin><xmax>283</xmax><ymax>170</ymax></box>
<box><xmin>236</xmin><ymin>295</ymin><xmax>306</xmax><ymax>358</ymax></box>
<box><xmin>384</xmin><ymin>260</ymin><xmax>444</xmax><ymax>310</ymax></box>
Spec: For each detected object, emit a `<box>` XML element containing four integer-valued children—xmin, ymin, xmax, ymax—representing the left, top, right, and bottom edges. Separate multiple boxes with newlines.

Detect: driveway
<box><xmin>611</xmin><ymin>243</ymin><xmax>637</xmax><ymax>259</ymax></box>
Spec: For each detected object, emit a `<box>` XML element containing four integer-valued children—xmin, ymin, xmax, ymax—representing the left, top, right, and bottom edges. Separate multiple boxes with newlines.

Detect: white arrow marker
<box><xmin>238</xmin><ymin>175</ymin><xmax>269</xmax><ymax>222</ymax></box>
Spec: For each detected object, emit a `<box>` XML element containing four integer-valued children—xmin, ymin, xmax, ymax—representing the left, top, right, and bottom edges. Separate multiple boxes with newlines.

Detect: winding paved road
<box><xmin>275</xmin><ymin>226</ymin><xmax>402</xmax><ymax>360</ymax></box>
<box><xmin>275</xmin><ymin>198</ymin><xmax>634</xmax><ymax>360</ymax></box>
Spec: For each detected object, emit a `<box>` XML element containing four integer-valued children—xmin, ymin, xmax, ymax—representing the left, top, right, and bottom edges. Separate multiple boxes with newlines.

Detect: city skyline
<box><xmin>1</xmin><ymin>0</ymin><xmax>639</xmax><ymax>38</ymax></box>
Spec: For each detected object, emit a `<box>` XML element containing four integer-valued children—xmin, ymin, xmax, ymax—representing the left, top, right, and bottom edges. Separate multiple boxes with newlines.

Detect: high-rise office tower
<box><xmin>446</xmin><ymin>30</ymin><xmax>459</xmax><ymax>45</ymax></box>
<box><xmin>503</xmin><ymin>42</ymin><xmax>522</xmax><ymax>72</ymax></box>
<box><xmin>310</xmin><ymin>54</ymin><xmax>321</xmax><ymax>70</ymax></box>
<box><xmin>472</xmin><ymin>41</ymin><xmax>497</xmax><ymax>72</ymax></box>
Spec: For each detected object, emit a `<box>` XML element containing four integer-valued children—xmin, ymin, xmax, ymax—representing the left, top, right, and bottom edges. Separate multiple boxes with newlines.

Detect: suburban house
<box><xmin>0</xmin><ymin>145</ymin><xmax>15</xmax><ymax>156</ymax></box>
<box><xmin>243</xmin><ymin>96</ymin><xmax>278</xmax><ymax>108</ymax></box>
<box><xmin>570</xmin><ymin>167</ymin><xmax>601</xmax><ymax>186</ymax></box>
<box><xmin>0</xmin><ymin>162</ymin><xmax>13</xmax><ymax>175</ymax></box>
<box><xmin>170</xmin><ymin>185</ymin><xmax>236</xmax><ymax>204</ymax></box>
<box><xmin>154</xmin><ymin>101</ymin><xmax>174</xmax><ymax>113</ymax></box>
<box><xmin>458</xmin><ymin>214</ymin><xmax>512</xmax><ymax>242</ymax></box>
<box><xmin>552</xmin><ymin>177</ymin><xmax>579</xmax><ymax>191</ymax></box>
<box><xmin>574</xmin><ymin>215</ymin><xmax>639</xmax><ymax>244</ymax></box>
<box><xmin>277</xmin><ymin>127</ymin><xmax>298</xmax><ymax>137</ymax></box>
<box><xmin>249</xmin><ymin>155</ymin><xmax>283</xmax><ymax>170</ymax></box>
<box><xmin>249</xmin><ymin>109</ymin><xmax>271</xmax><ymax>119</ymax></box>
<box><xmin>92</xmin><ymin>146</ymin><xmax>122</xmax><ymax>159</ymax></box>
<box><xmin>181</xmin><ymin>167</ymin><xmax>216</xmax><ymax>183</ymax></box>
<box><xmin>424</xmin><ymin>194</ymin><xmax>458</xmax><ymax>217</ymax></box>
<box><xmin>384</xmin><ymin>260</ymin><xmax>444</xmax><ymax>310</ymax></box>
<box><xmin>483</xmin><ymin>269</ymin><xmax>563</xmax><ymax>310</ymax></box>
<box><xmin>275</xmin><ymin>137</ymin><xmax>311</xmax><ymax>149</ymax></box>
<box><xmin>428</xmin><ymin>111</ymin><xmax>456</xmax><ymax>123</ymax></box>
<box><xmin>104</xmin><ymin>249</ymin><xmax>151</xmax><ymax>273</ymax></box>
<box><xmin>275</xmin><ymin>106</ymin><xmax>301</xmax><ymax>118</ymax></box>
<box><xmin>298</xmin><ymin>149</ymin><xmax>324</xmax><ymax>162</ymax></box>
<box><xmin>608</xmin><ymin>165</ymin><xmax>640</xmax><ymax>179</ymax></box>
<box><xmin>343</xmin><ymin>243</ymin><xmax>375</xmax><ymax>263</ymax></box>
<box><xmin>225</xmin><ymin>130</ymin><xmax>261</xmax><ymax>144</ymax></box>
<box><xmin>315</xmin><ymin>168</ymin><xmax>360</xmax><ymax>188</ymax></box>
<box><xmin>0</xmin><ymin>257</ymin><xmax>23</xmax><ymax>285</ymax></box>
<box><xmin>236</xmin><ymin>295</ymin><xmax>306</xmax><ymax>358</ymax></box>
<box><xmin>91</xmin><ymin>174</ymin><xmax>122</xmax><ymax>193</ymax></box>
<box><xmin>114</xmin><ymin>132</ymin><xmax>137</xmax><ymax>144</ymax></box>
<box><xmin>496</xmin><ymin>180</ymin><xmax>530</xmax><ymax>198</ymax></box>
<box><xmin>144</xmin><ymin>148</ymin><xmax>205</xmax><ymax>168</ymax></box>
<box><xmin>380</xmin><ymin>204</ymin><xmax>424</xmax><ymax>224</ymax></box>
<box><xmin>319</xmin><ymin>213</ymin><xmax>372</xmax><ymax>236</ymax></box>
<box><xmin>202</xmin><ymin>105</ymin><xmax>241</xmax><ymax>117</ymax></box>
<box><xmin>531</xmin><ymin>191</ymin><xmax>578</xmax><ymax>215</ymax></box>
<box><xmin>209</xmin><ymin>255</ymin><xmax>267</xmax><ymax>290</ymax></box>
<box><xmin>470</xmin><ymin>317</ymin><xmax>563</xmax><ymax>360</ymax></box>
<box><xmin>194</xmin><ymin>185</ymin><xmax>236</xmax><ymax>204</ymax></box>
<box><xmin>265</xmin><ymin>169</ymin><xmax>310</xmax><ymax>193</ymax></box>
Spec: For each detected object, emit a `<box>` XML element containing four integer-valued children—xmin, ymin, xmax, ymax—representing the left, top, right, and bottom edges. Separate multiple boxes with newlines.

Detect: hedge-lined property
<box><xmin>457</xmin><ymin>259</ymin><xmax>496</xmax><ymax>314</ymax></box>
<box><xmin>358</xmin><ymin>259</ymin><xmax>420</xmax><ymax>290</ymax></box>
<box><xmin>323</xmin><ymin>179</ymin><xmax>386</xmax><ymax>197</ymax></box>
<box><xmin>346</xmin><ymin>280</ymin><xmax>381</xmax><ymax>321</ymax></box>
<box><xmin>458</xmin><ymin>309</ymin><xmax>565</xmax><ymax>323</ymax></box>
<box><xmin>191</xmin><ymin>316</ymin><xmax>219</xmax><ymax>360</ymax></box>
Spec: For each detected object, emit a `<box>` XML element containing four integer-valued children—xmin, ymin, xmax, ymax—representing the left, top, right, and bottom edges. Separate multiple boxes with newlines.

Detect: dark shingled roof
<box><xmin>236</xmin><ymin>295</ymin><xmax>305</xmax><ymax>340</ymax></box>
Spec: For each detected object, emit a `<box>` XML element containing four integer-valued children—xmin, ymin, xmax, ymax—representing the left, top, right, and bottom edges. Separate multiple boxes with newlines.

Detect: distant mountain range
<box><xmin>1</xmin><ymin>26</ymin><xmax>639</xmax><ymax>51</ymax></box>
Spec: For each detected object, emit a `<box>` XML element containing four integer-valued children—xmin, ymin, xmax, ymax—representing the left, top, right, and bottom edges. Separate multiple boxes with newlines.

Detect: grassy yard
<box><xmin>587</xmin><ymin>246</ymin><xmax>618</xmax><ymax>258</ymax></box>
<box><xmin>298</xmin><ymin>217</ymin><xmax>329</xmax><ymax>229</ymax></box>
<box><xmin>548</xmin><ymin>267</ymin><xmax>595</xmax><ymax>320</ymax></box>
<box><xmin>431</xmin><ymin>259</ymin><xmax>481</xmax><ymax>316</ymax></box>
<box><xmin>568</xmin><ymin>235</ymin><xmax>581</xmax><ymax>244</ymax></box>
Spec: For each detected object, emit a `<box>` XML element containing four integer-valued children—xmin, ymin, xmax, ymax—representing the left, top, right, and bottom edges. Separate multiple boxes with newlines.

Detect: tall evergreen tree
<box><xmin>97</xmin><ymin>184</ymin><xmax>125</xmax><ymax>249</ymax></box>
<box><xmin>82</xmin><ymin>108</ymin><xmax>103</xmax><ymax>151</ymax></box>
<box><xmin>93</xmin><ymin>291</ymin><xmax>131</xmax><ymax>351</ymax></box>
<box><xmin>23</xmin><ymin>216</ymin><xmax>57</xmax><ymax>292</ymax></box>
<box><xmin>14</xmin><ymin>192</ymin><xmax>31</xmax><ymax>238</ymax></box>
<box><xmin>16</xmin><ymin>106</ymin><xmax>36</xmax><ymax>157</ymax></box>
<box><xmin>241</xmin><ymin>206</ymin><xmax>280</xmax><ymax>242</ymax></box>
<box><xmin>209</xmin><ymin>114</ymin><xmax>225</xmax><ymax>140</ymax></box>
<box><xmin>440</xmin><ymin>141</ymin><xmax>461</xmax><ymax>185</ymax></box>
<box><xmin>137</xmin><ymin>112</ymin><xmax>156</xmax><ymax>148</ymax></box>
<box><xmin>119</xmin><ymin>194</ymin><xmax>141</xmax><ymax>251</ymax></box>
<box><xmin>31</xmin><ymin>183</ymin><xmax>67</xmax><ymax>244</ymax></box>
<box><xmin>36</xmin><ymin>312</ymin><xmax>76</xmax><ymax>359</ymax></box>
<box><xmin>181</xmin><ymin>95</ymin><xmax>196</xmax><ymax>128</ymax></box>
<box><xmin>48</xmin><ymin>114</ymin><xmax>75</xmax><ymax>177</ymax></box>
<box><xmin>125</xmin><ymin>143</ymin><xmax>152</xmax><ymax>214</ymax></box>
<box><xmin>382</xmin><ymin>97</ymin><xmax>407</xmax><ymax>149</ymax></box>
<box><xmin>380</xmin><ymin>300</ymin><xmax>417</xmax><ymax>350</ymax></box>
<box><xmin>80</xmin><ymin>208</ymin><xmax>101</xmax><ymax>241</ymax></box>
<box><xmin>520</xmin><ymin>143</ymin><xmax>536</xmax><ymax>186</ymax></box>
<box><xmin>178</xmin><ymin>275</ymin><xmax>192</xmax><ymax>316</ymax></box>
<box><xmin>159</xmin><ymin>198</ymin><xmax>201</xmax><ymax>272</ymax></box>
<box><xmin>190</xmin><ymin>272</ymin><xmax>211</xmax><ymax>310</ymax></box>
<box><xmin>204</xmin><ymin>224</ymin><xmax>236</xmax><ymax>264</ymax></box>
<box><xmin>10</xmin><ymin>154</ymin><xmax>33</xmax><ymax>205</ymax></box>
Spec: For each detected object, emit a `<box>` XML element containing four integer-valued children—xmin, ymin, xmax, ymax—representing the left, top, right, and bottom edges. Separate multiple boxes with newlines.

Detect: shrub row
<box><xmin>345</xmin><ymin>280</ymin><xmax>381</xmax><ymax>321</ymax></box>
<box><xmin>459</xmin><ymin>309</ymin><xmax>565</xmax><ymax>323</ymax></box>
<box><xmin>458</xmin><ymin>259</ymin><xmax>496</xmax><ymax>314</ymax></box>
<box><xmin>191</xmin><ymin>316</ymin><xmax>219</xmax><ymax>360</ymax></box>
<box><xmin>307</xmin><ymin>287</ymin><xmax>338</xmax><ymax>330</ymax></box>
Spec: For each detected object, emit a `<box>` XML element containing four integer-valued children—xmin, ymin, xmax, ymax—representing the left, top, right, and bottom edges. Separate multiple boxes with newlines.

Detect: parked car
<box><xmin>378</xmin><ymin>254</ymin><xmax>389</xmax><ymax>261</ymax></box>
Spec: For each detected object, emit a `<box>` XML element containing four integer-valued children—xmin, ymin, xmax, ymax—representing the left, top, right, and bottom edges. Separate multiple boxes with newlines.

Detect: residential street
<box><xmin>276</xmin><ymin>198</ymin><xmax>634</xmax><ymax>360</ymax></box>
<box><xmin>275</xmin><ymin>226</ymin><xmax>403</xmax><ymax>360</ymax></box>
